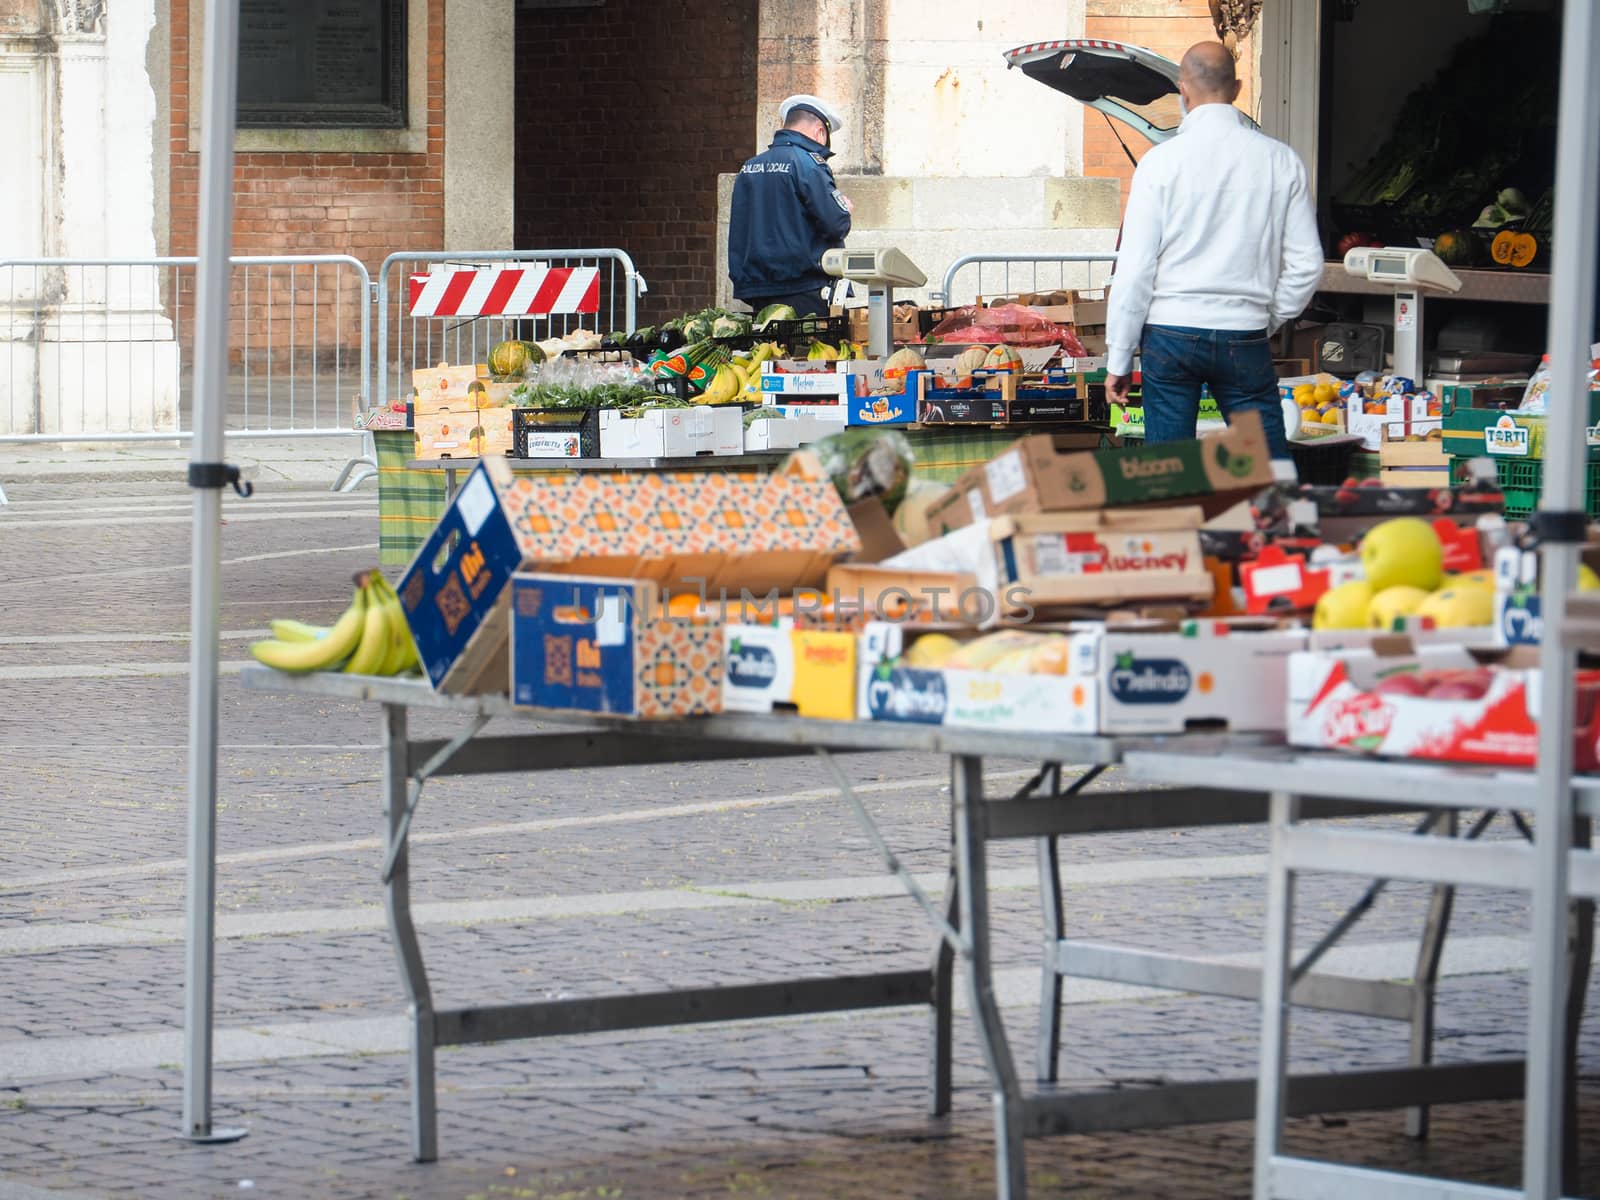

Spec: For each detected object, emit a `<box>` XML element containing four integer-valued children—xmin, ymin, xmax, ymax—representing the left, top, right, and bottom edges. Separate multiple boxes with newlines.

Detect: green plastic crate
<box><xmin>1494</xmin><ymin>457</ymin><xmax>1600</xmax><ymax>519</ymax></box>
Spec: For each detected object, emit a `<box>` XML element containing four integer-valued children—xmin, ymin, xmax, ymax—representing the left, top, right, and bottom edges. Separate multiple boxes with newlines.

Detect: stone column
<box><xmin>0</xmin><ymin>0</ymin><xmax>176</xmax><ymax>437</ymax></box>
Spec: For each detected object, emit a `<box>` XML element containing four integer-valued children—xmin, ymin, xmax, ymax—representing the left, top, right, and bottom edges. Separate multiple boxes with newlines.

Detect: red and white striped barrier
<box><xmin>407</xmin><ymin>266</ymin><xmax>600</xmax><ymax>318</ymax></box>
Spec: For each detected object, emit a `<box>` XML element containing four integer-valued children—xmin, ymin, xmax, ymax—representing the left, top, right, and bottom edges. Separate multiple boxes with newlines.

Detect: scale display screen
<box><xmin>1373</xmin><ymin>257</ymin><xmax>1408</xmax><ymax>276</ymax></box>
<box><xmin>845</xmin><ymin>253</ymin><xmax>877</xmax><ymax>273</ymax></box>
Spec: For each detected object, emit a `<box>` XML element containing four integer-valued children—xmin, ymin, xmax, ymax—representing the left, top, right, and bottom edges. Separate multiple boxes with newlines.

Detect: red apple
<box><xmin>1373</xmin><ymin>673</ymin><xmax>1428</xmax><ymax>697</ymax></box>
<box><xmin>1359</xmin><ymin>478</ymin><xmax>1384</xmax><ymax>488</ymax></box>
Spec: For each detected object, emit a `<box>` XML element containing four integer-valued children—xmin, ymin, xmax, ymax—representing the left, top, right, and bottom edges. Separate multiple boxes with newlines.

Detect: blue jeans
<box><xmin>1139</xmin><ymin>324</ymin><xmax>1291</xmax><ymax>460</ymax></box>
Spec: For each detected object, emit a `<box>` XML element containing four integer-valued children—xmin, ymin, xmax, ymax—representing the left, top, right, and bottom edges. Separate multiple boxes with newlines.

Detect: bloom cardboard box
<box><xmin>509</xmin><ymin>574</ymin><xmax>721</xmax><ymax>719</ymax></box>
<box><xmin>597</xmin><ymin>406</ymin><xmax>743</xmax><ymax>458</ymax></box>
<box><xmin>1068</xmin><ymin>619</ymin><xmax>1305</xmax><ymax>734</ymax></box>
<box><xmin>925</xmin><ymin>413</ymin><xmax>1270</xmax><ymax>535</ymax></box>
<box><xmin>1286</xmin><ymin>639</ymin><xmax>1600</xmax><ymax>769</ymax></box>
<box><xmin>882</xmin><ymin>506</ymin><xmax>1213</xmax><ymax>625</ymax></box>
<box><xmin>399</xmin><ymin>460</ymin><xmax>862</xmax><ymax>693</ymax></box>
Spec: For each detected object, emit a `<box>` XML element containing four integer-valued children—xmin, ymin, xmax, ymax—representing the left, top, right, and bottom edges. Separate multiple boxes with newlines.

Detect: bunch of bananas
<box><xmin>250</xmin><ymin>571</ymin><xmax>419</xmax><ymax>677</ymax></box>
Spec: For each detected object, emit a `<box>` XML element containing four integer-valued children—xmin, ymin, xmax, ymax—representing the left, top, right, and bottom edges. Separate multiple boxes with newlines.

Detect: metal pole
<box><xmin>1526</xmin><ymin>0</ymin><xmax>1600</xmax><ymax>1192</ymax></box>
<box><xmin>182</xmin><ymin>0</ymin><xmax>248</xmax><ymax>1146</ymax></box>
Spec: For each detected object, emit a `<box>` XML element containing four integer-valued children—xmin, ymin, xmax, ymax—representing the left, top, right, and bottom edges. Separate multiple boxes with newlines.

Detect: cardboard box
<box><xmin>474</xmin><ymin>406</ymin><xmax>517</xmax><ymax>458</ymax></box>
<box><xmin>399</xmin><ymin>460</ymin><xmax>862</xmax><ymax>692</ymax></box>
<box><xmin>881</xmin><ymin>507</ymin><xmax>1213</xmax><ymax>624</ymax></box>
<box><xmin>1066</xmin><ymin>618</ymin><xmax>1305</xmax><ymax>733</ymax></box>
<box><xmin>1286</xmin><ymin>640</ymin><xmax>1600</xmax><ymax>769</ymax></box>
<box><xmin>469</xmin><ymin>380</ymin><xmax>519</xmax><ymax>409</ymax></box>
<box><xmin>414</xmin><ymin>406</ymin><xmax>478</xmax><ymax>458</ymax></box>
<box><xmin>742</xmin><ymin>411</ymin><xmax>845</xmax><ymax>451</ymax></box>
<box><xmin>1380</xmin><ymin>467</ymin><xmax>1453</xmax><ymax>487</ymax></box>
<box><xmin>827</xmin><ymin>562</ymin><xmax>980</xmax><ymax>624</ymax></box>
<box><xmin>412</xmin><ymin>362</ymin><xmax>484</xmax><ymax>403</ymax></box>
<box><xmin>597</xmin><ymin>405</ymin><xmax>743</xmax><ymax>458</ymax></box>
<box><xmin>719</xmin><ymin>623</ymin><xmax>858</xmax><ymax>719</ymax></box>
<box><xmin>925</xmin><ymin>411</ymin><xmax>1272</xmax><ymax>533</ymax></box>
<box><xmin>846</xmin><ymin>305</ymin><xmax>921</xmax><ymax>345</ymax></box>
<box><xmin>1430</xmin><ymin>377</ymin><xmax>1530</xmax><ymax>415</ymax></box>
<box><xmin>1347</xmin><ymin>394</ymin><xmax>1437</xmax><ymax>452</ymax></box>
<box><xmin>856</xmin><ymin>623</ymin><xmax>1085</xmax><ymax>733</ymax></box>
<box><xmin>509</xmin><ymin>574</ymin><xmax>721</xmax><ymax>719</ymax></box>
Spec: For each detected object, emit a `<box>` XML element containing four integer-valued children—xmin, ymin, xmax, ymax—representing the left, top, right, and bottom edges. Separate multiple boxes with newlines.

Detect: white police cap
<box><xmin>779</xmin><ymin>94</ymin><xmax>843</xmax><ymax>136</ymax></box>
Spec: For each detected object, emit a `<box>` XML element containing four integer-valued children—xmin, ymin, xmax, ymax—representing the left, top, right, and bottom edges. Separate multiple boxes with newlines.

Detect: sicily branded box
<box><xmin>1286</xmin><ymin>639</ymin><xmax>1600</xmax><ymax>769</ymax></box>
<box><xmin>510</xmin><ymin>575</ymin><xmax>721</xmax><ymax>719</ymax></box>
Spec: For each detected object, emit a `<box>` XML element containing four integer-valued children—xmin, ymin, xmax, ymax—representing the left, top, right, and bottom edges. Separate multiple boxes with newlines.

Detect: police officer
<box><xmin>728</xmin><ymin>94</ymin><xmax>853</xmax><ymax>318</ymax></box>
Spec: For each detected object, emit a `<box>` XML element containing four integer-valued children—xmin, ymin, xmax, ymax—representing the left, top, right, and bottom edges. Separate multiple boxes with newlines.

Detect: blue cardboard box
<box><xmin>510</xmin><ymin>574</ymin><xmax>722</xmax><ymax>718</ymax></box>
<box><xmin>397</xmin><ymin>457</ymin><xmax>524</xmax><ymax>692</ymax></box>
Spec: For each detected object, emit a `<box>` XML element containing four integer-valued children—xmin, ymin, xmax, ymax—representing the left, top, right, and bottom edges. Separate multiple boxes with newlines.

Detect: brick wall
<box><xmin>168</xmin><ymin>0</ymin><xmax>445</xmax><ymax>370</ymax></box>
<box><xmin>1083</xmin><ymin>1</ymin><xmax>1259</xmax><ymax>220</ymax></box>
<box><xmin>513</xmin><ymin>0</ymin><xmax>758</xmax><ymax>328</ymax></box>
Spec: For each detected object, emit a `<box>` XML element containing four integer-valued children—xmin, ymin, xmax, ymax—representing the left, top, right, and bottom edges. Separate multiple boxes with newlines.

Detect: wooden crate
<box><xmin>1379</xmin><ymin>425</ymin><xmax>1448</xmax><ymax>468</ymax></box>
<box><xmin>1381</xmin><ymin>467</ymin><xmax>1453</xmax><ymax>487</ymax></box>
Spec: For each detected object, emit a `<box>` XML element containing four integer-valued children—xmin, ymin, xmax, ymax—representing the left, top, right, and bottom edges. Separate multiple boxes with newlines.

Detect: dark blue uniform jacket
<box><xmin>727</xmin><ymin>129</ymin><xmax>852</xmax><ymax>304</ymax></box>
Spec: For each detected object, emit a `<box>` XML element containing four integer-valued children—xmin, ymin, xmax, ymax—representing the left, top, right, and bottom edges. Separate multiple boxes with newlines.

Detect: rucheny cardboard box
<box><xmin>399</xmin><ymin>460</ymin><xmax>861</xmax><ymax>693</ymax></box>
<box><xmin>880</xmin><ymin>506</ymin><xmax>1213</xmax><ymax>625</ymax></box>
<box><xmin>925</xmin><ymin>411</ymin><xmax>1272</xmax><ymax>534</ymax></box>
<box><xmin>509</xmin><ymin>574</ymin><xmax>721</xmax><ymax>719</ymax></box>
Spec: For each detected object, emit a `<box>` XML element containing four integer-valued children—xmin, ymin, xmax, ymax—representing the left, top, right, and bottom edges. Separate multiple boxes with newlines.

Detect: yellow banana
<box><xmin>342</xmin><ymin>576</ymin><xmax>392</xmax><ymax>676</ymax></box>
<box><xmin>250</xmin><ymin>580</ymin><xmax>367</xmax><ymax>673</ymax></box>
<box><xmin>269</xmin><ymin>618</ymin><xmax>330</xmax><ymax>643</ymax></box>
<box><xmin>372</xmin><ymin>574</ymin><xmax>419</xmax><ymax>676</ymax></box>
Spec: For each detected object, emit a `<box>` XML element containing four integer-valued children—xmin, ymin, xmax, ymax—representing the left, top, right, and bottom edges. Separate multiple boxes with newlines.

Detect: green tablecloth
<box><xmin>375</xmin><ymin>430</ymin><xmax>447</xmax><ymax>568</ymax></box>
<box><xmin>375</xmin><ymin>425</ymin><xmax>1083</xmax><ymax>567</ymax></box>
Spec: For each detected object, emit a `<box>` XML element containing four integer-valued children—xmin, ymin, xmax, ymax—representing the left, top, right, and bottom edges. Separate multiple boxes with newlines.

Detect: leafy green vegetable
<box><xmin>511</xmin><ymin>381</ymin><xmax>656</xmax><ymax>410</ymax></box>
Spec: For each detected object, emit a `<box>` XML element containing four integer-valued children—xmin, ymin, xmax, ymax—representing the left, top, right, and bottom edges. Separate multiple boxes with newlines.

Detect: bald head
<box><xmin>1179</xmin><ymin>41</ymin><xmax>1240</xmax><ymax>108</ymax></box>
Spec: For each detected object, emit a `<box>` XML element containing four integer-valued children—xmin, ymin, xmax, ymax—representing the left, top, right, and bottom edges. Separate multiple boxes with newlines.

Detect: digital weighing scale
<box><xmin>1341</xmin><ymin>246</ymin><xmax>1463</xmax><ymax>381</ymax></box>
<box><xmin>821</xmin><ymin>247</ymin><xmax>928</xmax><ymax>358</ymax></box>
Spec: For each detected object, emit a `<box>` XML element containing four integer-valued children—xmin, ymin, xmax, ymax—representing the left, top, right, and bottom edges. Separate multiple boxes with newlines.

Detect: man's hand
<box><xmin>1107</xmin><ymin>373</ymin><xmax>1132</xmax><ymax>404</ymax></box>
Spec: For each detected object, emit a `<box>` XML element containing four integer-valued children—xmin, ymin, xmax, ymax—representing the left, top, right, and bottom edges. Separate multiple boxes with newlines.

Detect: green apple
<box><xmin>1312</xmin><ymin>580</ymin><xmax>1373</xmax><ymax>631</ymax></box>
<box><xmin>1360</xmin><ymin>517</ymin><xmax>1444</xmax><ymax>594</ymax></box>
<box><xmin>1368</xmin><ymin>585</ymin><xmax>1431</xmax><ymax>630</ymax></box>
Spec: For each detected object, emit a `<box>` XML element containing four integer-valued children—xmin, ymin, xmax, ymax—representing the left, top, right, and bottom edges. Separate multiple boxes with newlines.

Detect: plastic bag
<box><xmin>1518</xmin><ymin>356</ymin><xmax>1551</xmax><ymax>413</ymax></box>
<box><xmin>810</xmin><ymin>427</ymin><xmax>915</xmax><ymax>515</ymax></box>
<box><xmin>924</xmin><ymin>303</ymin><xmax>1088</xmax><ymax>355</ymax></box>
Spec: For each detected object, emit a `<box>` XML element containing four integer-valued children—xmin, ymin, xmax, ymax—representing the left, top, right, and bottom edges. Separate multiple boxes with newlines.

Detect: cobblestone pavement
<box><xmin>0</xmin><ymin>473</ymin><xmax>1596</xmax><ymax>1199</ymax></box>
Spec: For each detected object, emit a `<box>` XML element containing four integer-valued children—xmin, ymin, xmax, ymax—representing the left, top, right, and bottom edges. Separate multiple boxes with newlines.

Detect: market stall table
<box><xmin>238</xmin><ymin>666</ymin><xmax>1544</xmax><ymax>1199</ymax></box>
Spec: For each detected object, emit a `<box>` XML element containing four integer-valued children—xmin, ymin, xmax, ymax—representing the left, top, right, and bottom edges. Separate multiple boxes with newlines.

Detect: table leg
<box><xmin>381</xmin><ymin>703</ymin><xmax>439</xmax><ymax>1162</ymax></box>
<box><xmin>1036</xmin><ymin>833</ymin><xmax>1064</xmax><ymax>1084</ymax></box>
<box><xmin>443</xmin><ymin>468</ymin><xmax>458</xmax><ymax>504</ymax></box>
<box><xmin>953</xmin><ymin>754</ymin><xmax>1027</xmax><ymax>1199</ymax></box>
<box><xmin>1406</xmin><ymin>811</ymin><xmax>1457</xmax><ymax>1139</ymax></box>
<box><xmin>1564</xmin><ymin>817</ymin><xmax>1594</xmax><ymax>1191</ymax></box>
<box><xmin>1254</xmin><ymin>790</ymin><xmax>1300</xmax><ymax>1200</ymax></box>
<box><xmin>930</xmin><ymin>826</ymin><xmax>957</xmax><ymax>1117</ymax></box>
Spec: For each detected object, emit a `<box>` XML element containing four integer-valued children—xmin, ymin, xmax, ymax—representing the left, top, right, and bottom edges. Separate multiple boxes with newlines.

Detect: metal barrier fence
<box><xmin>0</xmin><ymin>255</ymin><xmax>371</xmax><ymax>442</ymax></box>
<box><xmin>376</xmin><ymin>249</ymin><xmax>643</xmax><ymax>412</ymax></box>
<box><xmin>933</xmin><ymin>252</ymin><xmax>1118</xmax><ymax>308</ymax></box>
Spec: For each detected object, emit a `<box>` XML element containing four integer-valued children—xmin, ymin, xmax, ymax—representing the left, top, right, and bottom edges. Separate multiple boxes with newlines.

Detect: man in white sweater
<box><xmin>1104</xmin><ymin>41</ymin><xmax>1323</xmax><ymax>459</ymax></box>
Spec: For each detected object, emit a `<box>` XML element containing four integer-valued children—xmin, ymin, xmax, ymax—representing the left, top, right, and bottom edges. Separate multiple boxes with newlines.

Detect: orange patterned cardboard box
<box><xmin>509</xmin><ymin>574</ymin><xmax>722</xmax><ymax>718</ymax></box>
